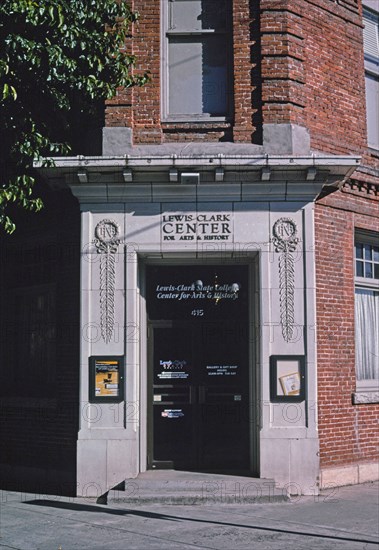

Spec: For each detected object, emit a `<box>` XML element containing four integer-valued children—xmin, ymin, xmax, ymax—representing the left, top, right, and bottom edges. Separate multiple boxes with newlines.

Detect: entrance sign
<box><xmin>155</xmin><ymin>283</ymin><xmax>240</xmax><ymax>302</ymax></box>
<box><xmin>89</xmin><ymin>356</ymin><xmax>124</xmax><ymax>403</ymax></box>
<box><xmin>147</xmin><ymin>265</ymin><xmax>246</xmax><ymax>320</ymax></box>
<box><xmin>161</xmin><ymin>213</ymin><xmax>232</xmax><ymax>241</ymax></box>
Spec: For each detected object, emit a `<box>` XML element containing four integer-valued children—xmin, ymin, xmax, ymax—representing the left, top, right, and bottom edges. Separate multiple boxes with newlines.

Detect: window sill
<box><xmin>355</xmin><ymin>277</ymin><xmax>379</xmax><ymax>289</ymax></box>
<box><xmin>162</xmin><ymin>117</ymin><xmax>231</xmax><ymax>125</ymax></box>
<box><xmin>367</xmin><ymin>146</ymin><xmax>379</xmax><ymax>158</ymax></box>
<box><xmin>352</xmin><ymin>390</ymin><xmax>379</xmax><ymax>404</ymax></box>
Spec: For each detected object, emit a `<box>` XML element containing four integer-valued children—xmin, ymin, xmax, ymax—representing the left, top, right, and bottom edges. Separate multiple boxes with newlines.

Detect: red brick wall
<box><xmin>104</xmin><ymin>0</ymin><xmax>379</xmax><ymax>172</ymax></box>
<box><xmin>302</xmin><ymin>0</ymin><xmax>367</xmax><ymax>156</ymax></box>
<box><xmin>233</xmin><ymin>0</ymin><xmax>256</xmax><ymax>142</ymax></box>
<box><xmin>105</xmin><ymin>0</ymin><xmax>162</xmax><ymax>142</ymax></box>
<box><xmin>315</xmin><ymin>187</ymin><xmax>379</xmax><ymax>469</ymax></box>
<box><xmin>106</xmin><ymin>0</ymin><xmax>261</xmax><ymax>144</ymax></box>
<box><xmin>260</xmin><ymin>0</ymin><xmax>306</xmax><ymax>126</ymax></box>
<box><xmin>310</xmin><ymin>3</ymin><xmax>379</xmax><ymax>451</ymax></box>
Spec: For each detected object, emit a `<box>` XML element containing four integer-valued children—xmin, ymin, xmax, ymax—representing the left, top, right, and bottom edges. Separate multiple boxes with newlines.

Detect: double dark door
<box><xmin>147</xmin><ymin>265</ymin><xmax>250</xmax><ymax>471</ymax></box>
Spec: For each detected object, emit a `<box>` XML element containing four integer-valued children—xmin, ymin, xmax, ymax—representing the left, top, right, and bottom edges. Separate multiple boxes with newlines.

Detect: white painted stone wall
<box><xmin>76</xmin><ymin>189</ymin><xmax>319</xmax><ymax>497</ymax></box>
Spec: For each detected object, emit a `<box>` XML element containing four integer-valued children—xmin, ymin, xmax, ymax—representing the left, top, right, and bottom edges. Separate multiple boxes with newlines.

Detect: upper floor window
<box><xmin>355</xmin><ymin>240</ymin><xmax>379</xmax><ymax>279</ymax></box>
<box><xmin>363</xmin><ymin>8</ymin><xmax>379</xmax><ymax>150</ymax></box>
<box><xmin>354</xmin><ymin>232</ymin><xmax>379</xmax><ymax>391</ymax></box>
<box><xmin>162</xmin><ymin>0</ymin><xmax>232</xmax><ymax>121</ymax></box>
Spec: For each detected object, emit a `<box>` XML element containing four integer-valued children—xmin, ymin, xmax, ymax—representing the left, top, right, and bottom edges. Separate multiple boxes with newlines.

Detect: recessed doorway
<box><xmin>146</xmin><ymin>264</ymin><xmax>253</xmax><ymax>472</ymax></box>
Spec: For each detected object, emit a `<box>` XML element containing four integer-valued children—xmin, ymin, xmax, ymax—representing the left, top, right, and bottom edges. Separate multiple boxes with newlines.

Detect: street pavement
<box><xmin>0</xmin><ymin>481</ymin><xmax>378</xmax><ymax>549</ymax></box>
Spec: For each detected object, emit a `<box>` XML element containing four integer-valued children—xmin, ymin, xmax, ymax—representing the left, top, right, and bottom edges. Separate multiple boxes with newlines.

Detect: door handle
<box><xmin>189</xmin><ymin>385</ymin><xmax>196</xmax><ymax>404</ymax></box>
<box><xmin>198</xmin><ymin>385</ymin><xmax>206</xmax><ymax>404</ymax></box>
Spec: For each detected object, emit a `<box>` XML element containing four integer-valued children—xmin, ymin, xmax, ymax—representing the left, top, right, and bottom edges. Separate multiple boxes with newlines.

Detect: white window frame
<box><xmin>363</xmin><ymin>7</ymin><xmax>379</xmax><ymax>151</ymax></box>
<box><xmin>161</xmin><ymin>0</ymin><xmax>232</xmax><ymax>122</ymax></box>
<box><xmin>354</xmin><ymin>231</ymin><xmax>379</xmax><ymax>402</ymax></box>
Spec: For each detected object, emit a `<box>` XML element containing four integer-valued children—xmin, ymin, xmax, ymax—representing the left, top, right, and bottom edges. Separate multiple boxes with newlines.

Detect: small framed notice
<box><xmin>89</xmin><ymin>356</ymin><xmax>124</xmax><ymax>403</ymax></box>
<box><xmin>270</xmin><ymin>355</ymin><xmax>305</xmax><ymax>402</ymax></box>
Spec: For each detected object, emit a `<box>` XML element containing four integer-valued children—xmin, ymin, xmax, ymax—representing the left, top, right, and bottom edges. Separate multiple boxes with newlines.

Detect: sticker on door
<box><xmin>161</xmin><ymin>409</ymin><xmax>185</xmax><ymax>418</ymax></box>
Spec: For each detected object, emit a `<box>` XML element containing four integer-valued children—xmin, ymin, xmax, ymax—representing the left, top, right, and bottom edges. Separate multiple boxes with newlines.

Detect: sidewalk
<box><xmin>0</xmin><ymin>481</ymin><xmax>378</xmax><ymax>549</ymax></box>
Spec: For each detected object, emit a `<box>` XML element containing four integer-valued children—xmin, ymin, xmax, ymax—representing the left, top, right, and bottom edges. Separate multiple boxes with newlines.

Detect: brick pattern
<box><xmin>104</xmin><ymin>0</ymin><xmax>376</xmax><ymax>163</ymax></box>
<box><xmin>132</xmin><ymin>0</ymin><xmax>162</xmax><ymax>144</ymax></box>
<box><xmin>260</xmin><ymin>0</ymin><xmax>306</xmax><ymax>126</ymax></box>
<box><xmin>302</xmin><ymin>0</ymin><xmax>367</xmax><ymax>156</ymax></box>
<box><xmin>105</xmin><ymin>0</ymin><xmax>162</xmax><ymax>143</ymax></box>
<box><xmin>315</xmin><ymin>189</ymin><xmax>379</xmax><ymax>469</ymax></box>
<box><xmin>337</xmin><ymin>0</ymin><xmax>360</xmax><ymax>15</ymax></box>
<box><xmin>106</xmin><ymin>0</ymin><xmax>261</xmax><ymax>144</ymax></box>
<box><xmin>232</xmin><ymin>0</ymin><xmax>256</xmax><ymax>142</ymax></box>
<box><xmin>162</xmin><ymin>122</ymin><xmax>233</xmax><ymax>143</ymax></box>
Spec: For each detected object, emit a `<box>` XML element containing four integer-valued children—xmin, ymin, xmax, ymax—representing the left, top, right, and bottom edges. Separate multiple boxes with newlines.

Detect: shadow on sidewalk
<box><xmin>24</xmin><ymin>499</ymin><xmax>379</xmax><ymax>546</ymax></box>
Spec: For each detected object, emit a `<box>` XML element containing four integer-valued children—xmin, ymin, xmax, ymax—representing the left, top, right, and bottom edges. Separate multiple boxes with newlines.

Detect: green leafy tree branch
<box><xmin>0</xmin><ymin>0</ymin><xmax>148</xmax><ymax>233</ymax></box>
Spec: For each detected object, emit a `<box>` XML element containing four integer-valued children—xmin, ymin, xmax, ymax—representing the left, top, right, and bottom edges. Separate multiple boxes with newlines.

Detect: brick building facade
<box><xmin>1</xmin><ymin>0</ymin><xmax>378</xmax><ymax>496</ymax></box>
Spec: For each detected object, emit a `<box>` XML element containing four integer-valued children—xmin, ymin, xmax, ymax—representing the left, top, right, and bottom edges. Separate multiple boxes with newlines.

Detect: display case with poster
<box><xmin>270</xmin><ymin>355</ymin><xmax>305</xmax><ymax>402</ymax></box>
<box><xmin>89</xmin><ymin>356</ymin><xmax>124</xmax><ymax>403</ymax></box>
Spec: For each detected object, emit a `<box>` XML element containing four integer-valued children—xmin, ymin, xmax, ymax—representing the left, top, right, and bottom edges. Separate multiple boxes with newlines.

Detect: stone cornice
<box><xmin>35</xmin><ymin>154</ymin><xmax>360</xmax><ymax>204</ymax></box>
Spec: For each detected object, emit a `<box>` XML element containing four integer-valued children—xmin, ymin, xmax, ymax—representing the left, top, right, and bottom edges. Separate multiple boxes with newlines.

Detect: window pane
<box><xmin>364</xmin><ymin>244</ymin><xmax>372</xmax><ymax>260</ymax></box>
<box><xmin>363</xmin><ymin>10</ymin><xmax>379</xmax><ymax>60</ymax></box>
<box><xmin>169</xmin><ymin>36</ymin><xmax>228</xmax><ymax>116</ymax></box>
<box><xmin>374</xmin><ymin>264</ymin><xmax>379</xmax><ymax>279</ymax></box>
<box><xmin>365</xmin><ymin>262</ymin><xmax>373</xmax><ymax>278</ymax></box>
<box><xmin>170</xmin><ymin>0</ymin><xmax>227</xmax><ymax>31</ymax></box>
<box><xmin>356</xmin><ymin>260</ymin><xmax>364</xmax><ymax>277</ymax></box>
<box><xmin>365</xmin><ymin>72</ymin><xmax>379</xmax><ymax>150</ymax></box>
<box><xmin>373</xmin><ymin>246</ymin><xmax>379</xmax><ymax>262</ymax></box>
<box><xmin>355</xmin><ymin>242</ymin><xmax>363</xmax><ymax>259</ymax></box>
<box><xmin>169</xmin><ymin>39</ymin><xmax>203</xmax><ymax>114</ymax></box>
<box><xmin>355</xmin><ymin>289</ymin><xmax>379</xmax><ymax>381</ymax></box>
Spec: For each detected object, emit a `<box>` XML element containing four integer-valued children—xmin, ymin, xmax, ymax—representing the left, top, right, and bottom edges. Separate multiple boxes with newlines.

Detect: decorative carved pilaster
<box><xmin>272</xmin><ymin>218</ymin><xmax>300</xmax><ymax>343</ymax></box>
<box><xmin>94</xmin><ymin>220</ymin><xmax>121</xmax><ymax>344</ymax></box>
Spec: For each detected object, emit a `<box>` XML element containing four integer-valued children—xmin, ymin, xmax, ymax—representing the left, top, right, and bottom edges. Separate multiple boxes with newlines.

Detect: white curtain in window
<box><xmin>355</xmin><ymin>289</ymin><xmax>379</xmax><ymax>380</ymax></box>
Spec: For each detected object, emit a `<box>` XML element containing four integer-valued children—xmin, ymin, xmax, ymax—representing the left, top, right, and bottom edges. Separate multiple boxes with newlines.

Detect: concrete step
<box><xmin>107</xmin><ymin>471</ymin><xmax>288</xmax><ymax>505</ymax></box>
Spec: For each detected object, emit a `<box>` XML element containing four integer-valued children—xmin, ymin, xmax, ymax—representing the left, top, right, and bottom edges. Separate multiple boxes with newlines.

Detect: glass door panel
<box><xmin>148</xmin><ymin>265</ymin><xmax>250</xmax><ymax>471</ymax></box>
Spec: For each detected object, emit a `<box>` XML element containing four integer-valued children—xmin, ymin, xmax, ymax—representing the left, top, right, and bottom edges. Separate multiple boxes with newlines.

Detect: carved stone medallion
<box><xmin>95</xmin><ymin>219</ymin><xmax>121</xmax><ymax>254</ymax></box>
<box><xmin>272</xmin><ymin>218</ymin><xmax>299</xmax><ymax>251</ymax></box>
